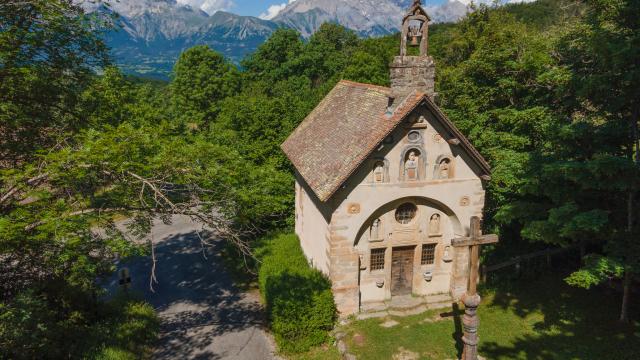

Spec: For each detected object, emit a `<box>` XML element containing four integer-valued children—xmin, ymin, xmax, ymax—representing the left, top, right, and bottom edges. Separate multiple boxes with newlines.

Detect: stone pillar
<box><xmin>329</xmin><ymin>219</ymin><xmax>360</xmax><ymax>317</ymax></box>
<box><xmin>389</xmin><ymin>56</ymin><xmax>436</xmax><ymax>99</ymax></box>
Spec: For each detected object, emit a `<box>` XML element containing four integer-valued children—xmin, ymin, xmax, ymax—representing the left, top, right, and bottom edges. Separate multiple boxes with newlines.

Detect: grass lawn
<box><xmin>341</xmin><ymin>274</ymin><xmax>640</xmax><ymax>360</ymax></box>
<box><xmin>288</xmin><ymin>344</ymin><xmax>342</xmax><ymax>360</ymax></box>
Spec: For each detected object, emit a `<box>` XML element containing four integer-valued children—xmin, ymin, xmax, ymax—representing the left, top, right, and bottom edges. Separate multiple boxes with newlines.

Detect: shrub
<box><xmin>257</xmin><ymin>233</ymin><xmax>337</xmax><ymax>353</ymax></box>
<box><xmin>0</xmin><ymin>290</ymin><xmax>158</xmax><ymax>359</ymax></box>
<box><xmin>87</xmin><ymin>295</ymin><xmax>160</xmax><ymax>359</ymax></box>
<box><xmin>93</xmin><ymin>347</ymin><xmax>136</xmax><ymax>360</ymax></box>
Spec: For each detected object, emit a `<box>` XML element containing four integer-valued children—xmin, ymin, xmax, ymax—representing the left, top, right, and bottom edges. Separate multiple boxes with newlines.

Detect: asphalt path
<box><xmin>106</xmin><ymin>216</ymin><xmax>278</xmax><ymax>359</ymax></box>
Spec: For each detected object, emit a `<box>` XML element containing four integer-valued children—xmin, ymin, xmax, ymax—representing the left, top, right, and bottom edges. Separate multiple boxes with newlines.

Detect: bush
<box><xmin>93</xmin><ymin>347</ymin><xmax>136</xmax><ymax>360</ymax></box>
<box><xmin>257</xmin><ymin>233</ymin><xmax>337</xmax><ymax>353</ymax></box>
<box><xmin>87</xmin><ymin>295</ymin><xmax>160</xmax><ymax>359</ymax></box>
<box><xmin>0</xmin><ymin>290</ymin><xmax>158</xmax><ymax>359</ymax></box>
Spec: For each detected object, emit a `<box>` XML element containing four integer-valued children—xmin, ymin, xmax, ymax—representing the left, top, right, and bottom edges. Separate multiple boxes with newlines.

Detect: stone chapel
<box><xmin>281</xmin><ymin>1</ymin><xmax>492</xmax><ymax>316</ymax></box>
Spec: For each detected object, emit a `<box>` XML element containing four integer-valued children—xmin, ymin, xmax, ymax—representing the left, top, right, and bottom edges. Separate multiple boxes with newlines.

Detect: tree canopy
<box><xmin>1</xmin><ymin>0</ymin><xmax>638</xmax><ymax>356</ymax></box>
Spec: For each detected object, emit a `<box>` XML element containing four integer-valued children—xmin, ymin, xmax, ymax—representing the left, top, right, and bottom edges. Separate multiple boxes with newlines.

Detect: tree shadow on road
<box><xmin>114</xmin><ymin>230</ymin><xmax>269</xmax><ymax>359</ymax></box>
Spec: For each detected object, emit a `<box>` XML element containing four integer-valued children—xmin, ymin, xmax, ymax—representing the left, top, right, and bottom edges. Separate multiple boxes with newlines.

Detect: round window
<box><xmin>408</xmin><ymin>131</ymin><xmax>421</xmax><ymax>142</ymax></box>
<box><xmin>395</xmin><ymin>203</ymin><xmax>417</xmax><ymax>224</ymax></box>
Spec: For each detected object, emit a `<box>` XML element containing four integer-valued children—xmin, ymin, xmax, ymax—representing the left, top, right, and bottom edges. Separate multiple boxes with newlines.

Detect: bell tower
<box><xmin>390</xmin><ymin>0</ymin><xmax>436</xmax><ymax>99</ymax></box>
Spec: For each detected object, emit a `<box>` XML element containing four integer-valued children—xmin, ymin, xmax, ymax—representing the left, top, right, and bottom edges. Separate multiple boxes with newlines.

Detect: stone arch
<box><xmin>400</xmin><ymin>4</ymin><xmax>430</xmax><ymax>56</ymax></box>
<box><xmin>398</xmin><ymin>145</ymin><xmax>427</xmax><ymax>181</ymax></box>
<box><xmin>353</xmin><ymin>196</ymin><xmax>462</xmax><ymax>247</ymax></box>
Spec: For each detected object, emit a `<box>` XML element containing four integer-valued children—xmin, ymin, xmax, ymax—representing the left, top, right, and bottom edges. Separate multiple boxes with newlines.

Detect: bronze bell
<box><xmin>410</xmin><ymin>34</ymin><xmax>419</xmax><ymax>46</ymax></box>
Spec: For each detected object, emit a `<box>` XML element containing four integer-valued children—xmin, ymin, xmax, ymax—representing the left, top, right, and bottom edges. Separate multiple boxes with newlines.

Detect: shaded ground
<box><xmin>106</xmin><ymin>216</ymin><xmax>278</xmax><ymax>359</ymax></box>
<box><xmin>340</xmin><ymin>274</ymin><xmax>640</xmax><ymax>360</ymax></box>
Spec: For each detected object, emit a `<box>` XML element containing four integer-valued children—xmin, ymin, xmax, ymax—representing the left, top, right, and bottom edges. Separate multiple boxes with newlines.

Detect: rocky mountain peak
<box><xmin>273</xmin><ymin>0</ymin><xmax>469</xmax><ymax>37</ymax></box>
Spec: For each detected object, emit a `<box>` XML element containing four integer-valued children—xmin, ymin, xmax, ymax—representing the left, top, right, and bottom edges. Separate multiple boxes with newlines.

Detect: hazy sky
<box><xmin>176</xmin><ymin>0</ymin><xmax>448</xmax><ymax>19</ymax></box>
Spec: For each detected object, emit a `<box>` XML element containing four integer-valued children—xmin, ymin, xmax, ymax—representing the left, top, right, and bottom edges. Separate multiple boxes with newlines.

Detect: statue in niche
<box><xmin>373</xmin><ymin>162</ymin><xmax>385</xmax><ymax>183</ymax></box>
<box><xmin>405</xmin><ymin>151</ymin><xmax>419</xmax><ymax>180</ymax></box>
<box><xmin>371</xmin><ymin>218</ymin><xmax>381</xmax><ymax>240</ymax></box>
<box><xmin>429</xmin><ymin>214</ymin><xmax>441</xmax><ymax>235</ymax></box>
<box><xmin>439</xmin><ymin>158</ymin><xmax>451</xmax><ymax>179</ymax></box>
<box><xmin>359</xmin><ymin>254</ymin><xmax>367</xmax><ymax>270</ymax></box>
<box><xmin>443</xmin><ymin>246</ymin><xmax>453</xmax><ymax>262</ymax></box>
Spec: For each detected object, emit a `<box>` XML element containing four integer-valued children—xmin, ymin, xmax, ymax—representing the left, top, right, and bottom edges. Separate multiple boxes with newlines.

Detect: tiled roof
<box><xmin>281</xmin><ymin>80</ymin><xmax>490</xmax><ymax>202</ymax></box>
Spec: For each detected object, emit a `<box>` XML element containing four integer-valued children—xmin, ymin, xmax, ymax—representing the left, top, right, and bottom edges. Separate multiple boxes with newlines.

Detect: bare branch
<box><xmin>0</xmin><ymin>172</ymin><xmax>49</xmax><ymax>206</ymax></box>
<box><xmin>148</xmin><ymin>219</ymin><xmax>158</xmax><ymax>292</ymax></box>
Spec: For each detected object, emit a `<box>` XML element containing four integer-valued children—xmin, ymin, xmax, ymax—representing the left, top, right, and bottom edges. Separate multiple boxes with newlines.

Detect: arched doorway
<box><xmin>354</xmin><ymin>197</ymin><xmax>461</xmax><ymax>304</ymax></box>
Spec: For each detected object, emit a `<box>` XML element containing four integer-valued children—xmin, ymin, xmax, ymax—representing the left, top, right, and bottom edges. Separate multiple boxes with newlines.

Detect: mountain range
<box><xmin>86</xmin><ymin>0</ymin><xmax>470</xmax><ymax>78</ymax></box>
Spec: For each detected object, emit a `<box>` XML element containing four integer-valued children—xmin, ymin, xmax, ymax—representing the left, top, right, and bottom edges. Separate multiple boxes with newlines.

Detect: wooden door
<box><xmin>391</xmin><ymin>246</ymin><xmax>415</xmax><ymax>296</ymax></box>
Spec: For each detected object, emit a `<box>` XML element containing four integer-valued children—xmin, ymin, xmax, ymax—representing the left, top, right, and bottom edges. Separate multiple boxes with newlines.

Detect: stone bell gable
<box><xmin>281</xmin><ymin>0</ymin><xmax>492</xmax><ymax>317</ymax></box>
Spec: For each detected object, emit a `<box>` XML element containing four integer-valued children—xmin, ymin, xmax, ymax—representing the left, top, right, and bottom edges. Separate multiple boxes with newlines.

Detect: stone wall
<box><xmin>322</xmin><ymin>107</ymin><xmax>486</xmax><ymax>316</ymax></box>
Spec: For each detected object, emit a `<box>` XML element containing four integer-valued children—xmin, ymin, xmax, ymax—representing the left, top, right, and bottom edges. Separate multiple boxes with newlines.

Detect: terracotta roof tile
<box><xmin>281</xmin><ymin>80</ymin><xmax>491</xmax><ymax>202</ymax></box>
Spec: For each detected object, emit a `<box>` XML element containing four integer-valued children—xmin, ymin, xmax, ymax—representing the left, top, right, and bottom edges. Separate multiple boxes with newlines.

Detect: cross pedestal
<box><xmin>452</xmin><ymin>216</ymin><xmax>499</xmax><ymax>360</ymax></box>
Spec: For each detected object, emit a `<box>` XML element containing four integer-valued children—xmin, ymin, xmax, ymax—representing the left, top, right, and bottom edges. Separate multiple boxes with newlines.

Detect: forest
<box><xmin>0</xmin><ymin>0</ymin><xmax>638</xmax><ymax>357</ymax></box>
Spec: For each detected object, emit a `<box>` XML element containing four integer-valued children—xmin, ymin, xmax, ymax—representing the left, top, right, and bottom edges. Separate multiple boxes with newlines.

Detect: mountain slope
<box><xmin>273</xmin><ymin>0</ymin><xmax>403</xmax><ymax>37</ymax></box>
<box><xmin>90</xmin><ymin>2</ymin><xmax>279</xmax><ymax>78</ymax></box>
<box><xmin>273</xmin><ymin>0</ymin><xmax>469</xmax><ymax>37</ymax></box>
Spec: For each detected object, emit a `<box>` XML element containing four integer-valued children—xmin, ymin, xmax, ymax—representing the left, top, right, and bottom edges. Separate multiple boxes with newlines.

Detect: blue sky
<box><xmin>178</xmin><ymin>0</ymin><xmax>448</xmax><ymax>19</ymax></box>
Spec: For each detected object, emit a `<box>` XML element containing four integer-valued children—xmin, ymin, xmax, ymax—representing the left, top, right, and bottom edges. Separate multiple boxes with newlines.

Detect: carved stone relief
<box><xmin>348</xmin><ymin>203</ymin><xmax>361</xmax><ymax>214</ymax></box>
<box><xmin>408</xmin><ymin>130</ymin><xmax>422</xmax><ymax>143</ymax></box>
<box><xmin>438</xmin><ymin>158</ymin><xmax>451</xmax><ymax>179</ymax></box>
<box><xmin>404</xmin><ymin>151</ymin><xmax>419</xmax><ymax>180</ymax></box>
<box><xmin>460</xmin><ymin>196</ymin><xmax>470</xmax><ymax>207</ymax></box>
<box><xmin>428</xmin><ymin>213</ymin><xmax>441</xmax><ymax>236</ymax></box>
<box><xmin>373</xmin><ymin>162</ymin><xmax>385</xmax><ymax>183</ymax></box>
<box><xmin>370</xmin><ymin>218</ymin><xmax>383</xmax><ymax>242</ymax></box>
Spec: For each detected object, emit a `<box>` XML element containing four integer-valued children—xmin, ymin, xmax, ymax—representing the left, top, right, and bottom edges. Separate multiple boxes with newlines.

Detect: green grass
<box><xmin>341</xmin><ymin>274</ymin><xmax>640</xmax><ymax>360</ymax></box>
<box><xmin>287</xmin><ymin>343</ymin><xmax>342</xmax><ymax>360</ymax></box>
<box><xmin>87</xmin><ymin>294</ymin><xmax>160</xmax><ymax>359</ymax></box>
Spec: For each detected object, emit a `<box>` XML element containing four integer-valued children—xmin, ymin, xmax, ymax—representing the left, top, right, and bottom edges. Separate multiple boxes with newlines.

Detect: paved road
<box><xmin>108</xmin><ymin>216</ymin><xmax>278</xmax><ymax>359</ymax></box>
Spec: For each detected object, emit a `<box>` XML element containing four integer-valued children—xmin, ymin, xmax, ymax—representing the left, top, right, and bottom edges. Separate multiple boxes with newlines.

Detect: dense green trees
<box><xmin>171</xmin><ymin>45</ymin><xmax>241</xmax><ymax>127</ymax></box>
<box><xmin>525</xmin><ymin>0</ymin><xmax>639</xmax><ymax>323</ymax></box>
<box><xmin>1</xmin><ymin>0</ymin><xmax>638</xmax><ymax>356</ymax></box>
<box><xmin>442</xmin><ymin>0</ymin><xmax>639</xmax><ymax>323</ymax></box>
<box><xmin>0</xmin><ymin>2</ymin><xmax>284</xmax><ymax>356</ymax></box>
<box><xmin>0</xmin><ymin>0</ymin><xmax>109</xmax><ymax>164</ymax></box>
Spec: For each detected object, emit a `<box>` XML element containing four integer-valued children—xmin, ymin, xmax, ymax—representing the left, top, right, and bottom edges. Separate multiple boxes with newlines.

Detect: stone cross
<box><xmin>451</xmin><ymin>216</ymin><xmax>499</xmax><ymax>360</ymax></box>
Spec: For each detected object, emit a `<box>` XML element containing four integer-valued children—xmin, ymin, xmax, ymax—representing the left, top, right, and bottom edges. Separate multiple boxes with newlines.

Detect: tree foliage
<box><xmin>2</xmin><ymin>0</ymin><xmax>639</xmax><ymax>355</ymax></box>
<box><xmin>171</xmin><ymin>45</ymin><xmax>241</xmax><ymax>127</ymax></box>
<box><xmin>0</xmin><ymin>0</ymin><xmax>110</xmax><ymax>165</ymax></box>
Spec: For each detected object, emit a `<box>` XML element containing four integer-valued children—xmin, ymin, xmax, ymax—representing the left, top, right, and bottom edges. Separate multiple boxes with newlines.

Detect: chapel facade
<box><xmin>281</xmin><ymin>1</ymin><xmax>492</xmax><ymax>316</ymax></box>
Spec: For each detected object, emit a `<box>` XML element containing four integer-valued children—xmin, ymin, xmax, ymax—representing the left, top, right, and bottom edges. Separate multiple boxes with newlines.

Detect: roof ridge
<box><xmin>338</xmin><ymin>79</ymin><xmax>391</xmax><ymax>94</ymax></box>
<box><xmin>387</xmin><ymin>90</ymin><xmax>420</xmax><ymax>117</ymax></box>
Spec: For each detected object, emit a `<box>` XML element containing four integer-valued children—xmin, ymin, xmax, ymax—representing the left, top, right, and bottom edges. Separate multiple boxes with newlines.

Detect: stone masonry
<box><xmin>390</xmin><ymin>56</ymin><xmax>436</xmax><ymax>100</ymax></box>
